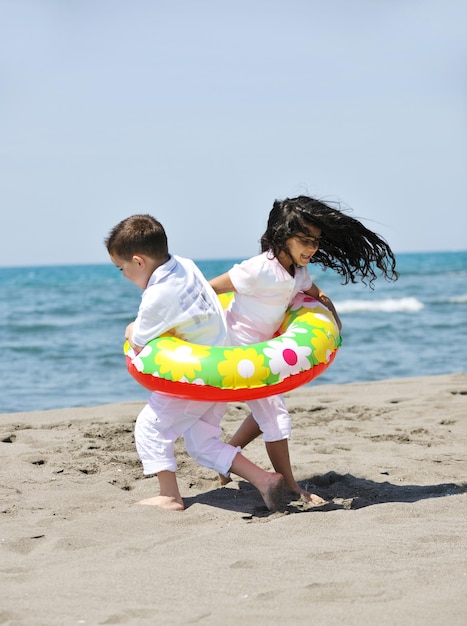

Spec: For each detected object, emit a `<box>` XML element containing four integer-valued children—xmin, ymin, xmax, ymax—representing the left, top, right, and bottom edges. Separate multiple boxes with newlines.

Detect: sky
<box><xmin>1</xmin><ymin>0</ymin><xmax>466</xmax><ymax>267</ymax></box>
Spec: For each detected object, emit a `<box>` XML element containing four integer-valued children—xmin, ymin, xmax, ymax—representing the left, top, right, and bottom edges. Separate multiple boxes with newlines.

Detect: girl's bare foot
<box><xmin>136</xmin><ymin>496</ymin><xmax>185</xmax><ymax>511</ymax></box>
<box><xmin>295</xmin><ymin>487</ymin><xmax>326</xmax><ymax>505</ymax></box>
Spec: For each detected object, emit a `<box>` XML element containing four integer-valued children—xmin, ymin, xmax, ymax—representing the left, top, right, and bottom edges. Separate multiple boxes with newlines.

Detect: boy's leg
<box><xmin>134</xmin><ymin>396</ymin><xmax>193</xmax><ymax>510</ymax></box>
<box><xmin>184</xmin><ymin>405</ymin><xmax>285</xmax><ymax>511</ymax></box>
<box><xmin>138</xmin><ymin>470</ymin><xmax>184</xmax><ymax>511</ymax></box>
<box><xmin>136</xmin><ymin>398</ymin><xmax>233</xmax><ymax>510</ymax></box>
<box><xmin>218</xmin><ymin>412</ymin><xmax>261</xmax><ymax>485</ymax></box>
<box><xmin>183</xmin><ymin>402</ymin><xmax>239</xmax><ymax>475</ymax></box>
<box><xmin>229</xmin><ymin>452</ymin><xmax>285</xmax><ymax>512</ymax></box>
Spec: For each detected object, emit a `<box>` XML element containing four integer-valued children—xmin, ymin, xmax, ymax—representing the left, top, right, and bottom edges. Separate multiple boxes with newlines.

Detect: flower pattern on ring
<box><xmin>132</xmin><ymin>344</ymin><xmax>153</xmax><ymax>372</ymax></box>
<box><xmin>126</xmin><ymin>294</ymin><xmax>341</xmax><ymax>392</ymax></box>
<box><xmin>289</xmin><ymin>295</ymin><xmax>319</xmax><ymax>312</ymax></box>
<box><xmin>264</xmin><ymin>337</ymin><xmax>312</xmax><ymax>380</ymax></box>
<box><xmin>179</xmin><ymin>376</ymin><xmax>206</xmax><ymax>386</ymax></box>
<box><xmin>154</xmin><ymin>338</ymin><xmax>210</xmax><ymax>381</ymax></box>
<box><xmin>280</xmin><ymin>325</ymin><xmax>308</xmax><ymax>340</ymax></box>
<box><xmin>311</xmin><ymin>329</ymin><xmax>337</xmax><ymax>363</ymax></box>
<box><xmin>218</xmin><ymin>347</ymin><xmax>270</xmax><ymax>387</ymax></box>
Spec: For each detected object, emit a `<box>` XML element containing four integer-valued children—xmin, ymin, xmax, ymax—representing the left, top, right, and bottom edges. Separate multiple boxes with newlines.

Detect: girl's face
<box><xmin>279</xmin><ymin>224</ymin><xmax>321</xmax><ymax>271</ymax></box>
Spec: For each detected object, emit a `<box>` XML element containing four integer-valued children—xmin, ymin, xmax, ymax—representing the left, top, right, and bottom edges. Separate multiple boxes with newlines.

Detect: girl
<box><xmin>210</xmin><ymin>195</ymin><xmax>398</xmax><ymax>504</ymax></box>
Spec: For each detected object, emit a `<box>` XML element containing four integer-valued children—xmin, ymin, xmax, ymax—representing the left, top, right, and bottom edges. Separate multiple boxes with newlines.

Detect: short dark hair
<box><xmin>105</xmin><ymin>214</ymin><xmax>169</xmax><ymax>261</ymax></box>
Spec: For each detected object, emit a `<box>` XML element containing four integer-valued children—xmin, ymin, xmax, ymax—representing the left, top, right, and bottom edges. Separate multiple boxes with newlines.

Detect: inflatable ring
<box><xmin>124</xmin><ymin>292</ymin><xmax>341</xmax><ymax>401</ymax></box>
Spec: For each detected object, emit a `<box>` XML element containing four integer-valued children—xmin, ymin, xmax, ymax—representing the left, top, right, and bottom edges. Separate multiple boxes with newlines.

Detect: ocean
<box><xmin>1</xmin><ymin>251</ymin><xmax>466</xmax><ymax>414</ymax></box>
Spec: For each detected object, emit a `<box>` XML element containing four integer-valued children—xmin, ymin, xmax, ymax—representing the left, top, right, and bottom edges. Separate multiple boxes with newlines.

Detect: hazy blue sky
<box><xmin>1</xmin><ymin>0</ymin><xmax>466</xmax><ymax>267</ymax></box>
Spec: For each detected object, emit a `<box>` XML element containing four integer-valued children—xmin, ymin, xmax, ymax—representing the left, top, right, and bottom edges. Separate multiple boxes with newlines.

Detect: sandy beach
<box><xmin>1</xmin><ymin>373</ymin><xmax>466</xmax><ymax>625</ymax></box>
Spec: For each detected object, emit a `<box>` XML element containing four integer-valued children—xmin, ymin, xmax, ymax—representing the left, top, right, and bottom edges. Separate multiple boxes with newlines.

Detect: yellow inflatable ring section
<box><xmin>124</xmin><ymin>292</ymin><xmax>341</xmax><ymax>401</ymax></box>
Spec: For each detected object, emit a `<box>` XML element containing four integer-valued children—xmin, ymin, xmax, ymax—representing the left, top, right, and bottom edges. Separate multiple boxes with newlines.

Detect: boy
<box><xmin>105</xmin><ymin>214</ymin><xmax>284</xmax><ymax>511</ymax></box>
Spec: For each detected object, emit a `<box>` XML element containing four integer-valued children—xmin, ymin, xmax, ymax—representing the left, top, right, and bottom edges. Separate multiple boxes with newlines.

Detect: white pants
<box><xmin>247</xmin><ymin>394</ymin><xmax>291</xmax><ymax>442</ymax></box>
<box><xmin>134</xmin><ymin>393</ymin><xmax>240</xmax><ymax>477</ymax></box>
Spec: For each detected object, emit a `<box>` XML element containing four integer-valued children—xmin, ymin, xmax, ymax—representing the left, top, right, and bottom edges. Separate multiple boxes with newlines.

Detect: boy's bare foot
<box><xmin>259</xmin><ymin>473</ymin><xmax>285</xmax><ymax>512</ymax></box>
<box><xmin>136</xmin><ymin>496</ymin><xmax>185</xmax><ymax>511</ymax></box>
<box><xmin>219</xmin><ymin>473</ymin><xmax>232</xmax><ymax>486</ymax></box>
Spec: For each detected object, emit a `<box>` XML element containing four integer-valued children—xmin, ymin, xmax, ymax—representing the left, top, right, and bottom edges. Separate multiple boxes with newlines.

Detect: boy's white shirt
<box><xmin>132</xmin><ymin>255</ymin><xmax>227</xmax><ymax>348</ymax></box>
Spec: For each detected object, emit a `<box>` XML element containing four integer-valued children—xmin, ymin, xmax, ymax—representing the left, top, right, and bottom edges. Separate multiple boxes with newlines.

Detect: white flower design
<box><xmin>264</xmin><ymin>337</ymin><xmax>312</xmax><ymax>380</ymax></box>
<box><xmin>179</xmin><ymin>376</ymin><xmax>206</xmax><ymax>386</ymax></box>
<box><xmin>132</xmin><ymin>345</ymin><xmax>153</xmax><ymax>372</ymax></box>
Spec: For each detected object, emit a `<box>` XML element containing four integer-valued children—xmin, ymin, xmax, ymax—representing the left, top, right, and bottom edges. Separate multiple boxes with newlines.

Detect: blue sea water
<box><xmin>1</xmin><ymin>251</ymin><xmax>466</xmax><ymax>414</ymax></box>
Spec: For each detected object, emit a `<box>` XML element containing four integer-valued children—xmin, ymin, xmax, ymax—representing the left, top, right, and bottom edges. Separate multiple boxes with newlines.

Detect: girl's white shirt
<box><xmin>226</xmin><ymin>251</ymin><xmax>313</xmax><ymax>345</ymax></box>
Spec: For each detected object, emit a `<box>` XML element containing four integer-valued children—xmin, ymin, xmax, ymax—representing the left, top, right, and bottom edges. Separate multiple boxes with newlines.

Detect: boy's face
<box><xmin>110</xmin><ymin>253</ymin><xmax>152</xmax><ymax>290</ymax></box>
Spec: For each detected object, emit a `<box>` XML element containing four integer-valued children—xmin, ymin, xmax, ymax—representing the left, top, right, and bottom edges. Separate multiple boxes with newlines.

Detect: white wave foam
<box><xmin>448</xmin><ymin>293</ymin><xmax>467</xmax><ymax>304</ymax></box>
<box><xmin>336</xmin><ymin>297</ymin><xmax>424</xmax><ymax>313</ymax></box>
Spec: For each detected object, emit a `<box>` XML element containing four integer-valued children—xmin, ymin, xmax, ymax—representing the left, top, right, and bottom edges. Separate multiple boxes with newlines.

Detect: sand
<box><xmin>1</xmin><ymin>373</ymin><xmax>466</xmax><ymax>626</ymax></box>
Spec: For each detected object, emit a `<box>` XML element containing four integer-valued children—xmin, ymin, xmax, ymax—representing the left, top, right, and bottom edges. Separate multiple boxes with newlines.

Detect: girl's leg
<box><xmin>247</xmin><ymin>397</ymin><xmax>326</xmax><ymax>505</ymax></box>
<box><xmin>226</xmin><ymin>412</ymin><xmax>262</xmax><ymax>448</ymax></box>
<box><xmin>265</xmin><ymin>439</ymin><xmax>326</xmax><ymax>505</ymax></box>
<box><xmin>184</xmin><ymin>406</ymin><xmax>285</xmax><ymax>511</ymax></box>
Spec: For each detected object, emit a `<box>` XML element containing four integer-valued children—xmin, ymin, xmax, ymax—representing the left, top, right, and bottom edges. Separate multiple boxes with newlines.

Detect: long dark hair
<box><xmin>260</xmin><ymin>196</ymin><xmax>398</xmax><ymax>286</ymax></box>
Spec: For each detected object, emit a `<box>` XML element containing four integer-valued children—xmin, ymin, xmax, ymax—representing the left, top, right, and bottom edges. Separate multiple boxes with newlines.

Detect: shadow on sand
<box><xmin>182</xmin><ymin>471</ymin><xmax>466</xmax><ymax>518</ymax></box>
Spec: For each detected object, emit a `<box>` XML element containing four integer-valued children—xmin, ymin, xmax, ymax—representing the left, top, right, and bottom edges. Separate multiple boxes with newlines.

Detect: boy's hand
<box><xmin>125</xmin><ymin>322</ymin><xmax>135</xmax><ymax>343</ymax></box>
<box><xmin>125</xmin><ymin>322</ymin><xmax>144</xmax><ymax>354</ymax></box>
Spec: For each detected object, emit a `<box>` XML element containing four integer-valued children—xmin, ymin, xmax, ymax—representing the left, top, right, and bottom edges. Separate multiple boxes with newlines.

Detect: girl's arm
<box><xmin>304</xmin><ymin>283</ymin><xmax>342</xmax><ymax>331</ymax></box>
<box><xmin>209</xmin><ymin>272</ymin><xmax>236</xmax><ymax>294</ymax></box>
